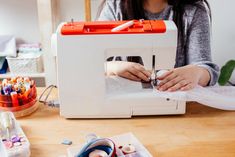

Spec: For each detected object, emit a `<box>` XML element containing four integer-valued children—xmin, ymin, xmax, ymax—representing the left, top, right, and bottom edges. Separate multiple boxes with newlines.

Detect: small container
<box><xmin>6</xmin><ymin>52</ymin><xmax>43</xmax><ymax>74</ymax></box>
<box><xmin>0</xmin><ymin>78</ymin><xmax>38</xmax><ymax>118</ymax></box>
<box><xmin>0</xmin><ymin>112</ymin><xmax>31</xmax><ymax>157</ymax></box>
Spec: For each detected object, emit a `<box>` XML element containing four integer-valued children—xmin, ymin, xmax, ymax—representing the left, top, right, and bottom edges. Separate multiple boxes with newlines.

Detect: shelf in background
<box><xmin>0</xmin><ymin>72</ymin><xmax>45</xmax><ymax>78</ymax></box>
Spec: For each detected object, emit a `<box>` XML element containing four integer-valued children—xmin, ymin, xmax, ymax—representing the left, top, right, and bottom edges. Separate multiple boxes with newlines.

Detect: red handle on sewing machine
<box><xmin>61</xmin><ymin>20</ymin><xmax>166</xmax><ymax>35</ymax></box>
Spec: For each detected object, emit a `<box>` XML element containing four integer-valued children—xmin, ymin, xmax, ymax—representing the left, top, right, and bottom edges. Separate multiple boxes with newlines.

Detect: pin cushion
<box><xmin>0</xmin><ymin>77</ymin><xmax>38</xmax><ymax>117</ymax></box>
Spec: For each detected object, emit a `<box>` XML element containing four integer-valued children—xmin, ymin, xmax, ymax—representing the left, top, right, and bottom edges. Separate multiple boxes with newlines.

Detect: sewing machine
<box><xmin>55</xmin><ymin>20</ymin><xmax>186</xmax><ymax>118</ymax></box>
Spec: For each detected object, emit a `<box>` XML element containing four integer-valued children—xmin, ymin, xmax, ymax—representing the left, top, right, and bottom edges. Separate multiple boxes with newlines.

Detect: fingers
<box><xmin>157</xmin><ymin>76</ymin><xmax>184</xmax><ymax>91</ymax></box>
<box><xmin>112</xmin><ymin>62</ymin><xmax>150</xmax><ymax>81</ymax></box>
<box><xmin>157</xmin><ymin>70</ymin><xmax>173</xmax><ymax>80</ymax></box>
<box><xmin>120</xmin><ymin>72</ymin><xmax>141</xmax><ymax>81</ymax></box>
<box><xmin>166</xmin><ymin>80</ymin><xmax>189</xmax><ymax>92</ymax></box>
<box><xmin>158</xmin><ymin>78</ymin><xmax>195</xmax><ymax>92</ymax></box>
<box><xmin>141</xmin><ymin>70</ymin><xmax>152</xmax><ymax>79</ymax></box>
<box><xmin>134</xmin><ymin>64</ymin><xmax>152</xmax><ymax>77</ymax></box>
<box><xmin>180</xmin><ymin>83</ymin><xmax>194</xmax><ymax>91</ymax></box>
<box><xmin>130</xmin><ymin>69</ymin><xmax>149</xmax><ymax>81</ymax></box>
<box><xmin>157</xmin><ymin>71</ymin><xmax>178</xmax><ymax>87</ymax></box>
<box><xmin>133</xmin><ymin>63</ymin><xmax>145</xmax><ymax>71</ymax></box>
<box><xmin>129</xmin><ymin>64</ymin><xmax>151</xmax><ymax>82</ymax></box>
<box><xmin>155</xmin><ymin>66</ymin><xmax>200</xmax><ymax>92</ymax></box>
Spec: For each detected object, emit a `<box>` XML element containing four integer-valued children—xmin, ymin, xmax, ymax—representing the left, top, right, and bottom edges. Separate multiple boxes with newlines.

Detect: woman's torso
<box><xmin>99</xmin><ymin>0</ymin><xmax>199</xmax><ymax>67</ymax></box>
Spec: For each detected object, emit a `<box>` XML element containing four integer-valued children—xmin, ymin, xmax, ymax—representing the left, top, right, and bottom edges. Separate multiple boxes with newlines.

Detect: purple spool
<box><xmin>11</xmin><ymin>135</ymin><xmax>21</xmax><ymax>143</ymax></box>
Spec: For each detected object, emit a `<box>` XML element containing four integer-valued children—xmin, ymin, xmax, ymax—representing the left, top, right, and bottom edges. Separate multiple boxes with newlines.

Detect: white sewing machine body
<box><xmin>56</xmin><ymin>20</ymin><xmax>186</xmax><ymax>118</ymax></box>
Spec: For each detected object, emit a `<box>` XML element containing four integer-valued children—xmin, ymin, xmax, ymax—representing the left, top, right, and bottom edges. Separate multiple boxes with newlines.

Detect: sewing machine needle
<box><xmin>151</xmin><ymin>55</ymin><xmax>157</xmax><ymax>87</ymax></box>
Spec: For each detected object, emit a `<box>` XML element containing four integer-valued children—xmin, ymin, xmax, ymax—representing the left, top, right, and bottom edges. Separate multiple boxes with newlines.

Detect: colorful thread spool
<box><xmin>121</xmin><ymin>144</ymin><xmax>136</xmax><ymax>154</ymax></box>
<box><xmin>76</xmin><ymin>138</ymin><xmax>116</xmax><ymax>157</ymax></box>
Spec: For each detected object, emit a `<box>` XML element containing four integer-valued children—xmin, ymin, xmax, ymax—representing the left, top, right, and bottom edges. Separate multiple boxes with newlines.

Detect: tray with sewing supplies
<box><xmin>67</xmin><ymin>133</ymin><xmax>152</xmax><ymax>157</ymax></box>
<box><xmin>0</xmin><ymin>112</ymin><xmax>30</xmax><ymax>157</ymax></box>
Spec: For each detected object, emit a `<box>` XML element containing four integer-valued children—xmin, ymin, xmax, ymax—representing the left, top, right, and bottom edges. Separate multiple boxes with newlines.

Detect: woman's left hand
<box><xmin>156</xmin><ymin>65</ymin><xmax>210</xmax><ymax>92</ymax></box>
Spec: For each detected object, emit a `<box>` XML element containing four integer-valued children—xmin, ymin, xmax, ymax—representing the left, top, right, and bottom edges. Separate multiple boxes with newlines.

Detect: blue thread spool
<box><xmin>76</xmin><ymin>138</ymin><xmax>116</xmax><ymax>157</ymax></box>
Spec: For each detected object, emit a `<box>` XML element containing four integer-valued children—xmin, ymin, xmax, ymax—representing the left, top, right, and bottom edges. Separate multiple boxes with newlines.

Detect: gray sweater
<box><xmin>98</xmin><ymin>0</ymin><xmax>219</xmax><ymax>86</ymax></box>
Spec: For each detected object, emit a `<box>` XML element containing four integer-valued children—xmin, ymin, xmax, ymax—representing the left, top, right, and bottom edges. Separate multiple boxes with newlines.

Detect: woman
<box><xmin>98</xmin><ymin>0</ymin><xmax>219</xmax><ymax>91</ymax></box>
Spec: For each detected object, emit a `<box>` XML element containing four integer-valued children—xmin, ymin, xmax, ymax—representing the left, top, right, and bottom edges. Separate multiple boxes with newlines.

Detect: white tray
<box><xmin>0</xmin><ymin>112</ymin><xmax>30</xmax><ymax>157</ymax></box>
<box><xmin>67</xmin><ymin>133</ymin><xmax>152</xmax><ymax>157</ymax></box>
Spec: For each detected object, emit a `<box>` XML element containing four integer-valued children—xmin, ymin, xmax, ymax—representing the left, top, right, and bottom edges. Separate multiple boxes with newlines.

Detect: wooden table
<box><xmin>17</xmin><ymin>88</ymin><xmax>235</xmax><ymax>157</ymax></box>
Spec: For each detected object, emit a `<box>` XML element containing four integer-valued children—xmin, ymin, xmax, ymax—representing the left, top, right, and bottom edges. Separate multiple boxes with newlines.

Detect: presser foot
<box><xmin>141</xmin><ymin>79</ymin><xmax>158</xmax><ymax>89</ymax></box>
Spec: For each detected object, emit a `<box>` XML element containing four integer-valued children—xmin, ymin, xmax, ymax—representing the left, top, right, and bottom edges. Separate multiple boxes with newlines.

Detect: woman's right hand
<box><xmin>106</xmin><ymin>61</ymin><xmax>151</xmax><ymax>82</ymax></box>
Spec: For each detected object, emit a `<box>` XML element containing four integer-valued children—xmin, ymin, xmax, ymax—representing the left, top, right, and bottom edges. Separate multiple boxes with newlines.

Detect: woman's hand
<box><xmin>157</xmin><ymin>65</ymin><xmax>210</xmax><ymax>91</ymax></box>
<box><xmin>106</xmin><ymin>61</ymin><xmax>151</xmax><ymax>82</ymax></box>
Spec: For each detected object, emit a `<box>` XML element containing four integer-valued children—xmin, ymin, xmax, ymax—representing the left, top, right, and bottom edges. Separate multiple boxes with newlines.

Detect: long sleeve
<box><xmin>97</xmin><ymin>0</ymin><xmax>122</xmax><ymax>21</ymax></box>
<box><xmin>185</xmin><ymin>7</ymin><xmax>219</xmax><ymax>86</ymax></box>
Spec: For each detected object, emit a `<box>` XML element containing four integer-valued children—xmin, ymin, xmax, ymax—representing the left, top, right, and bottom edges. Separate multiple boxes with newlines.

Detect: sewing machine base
<box><xmin>61</xmin><ymin>87</ymin><xmax>186</xmax><ymax>119</ymax></box>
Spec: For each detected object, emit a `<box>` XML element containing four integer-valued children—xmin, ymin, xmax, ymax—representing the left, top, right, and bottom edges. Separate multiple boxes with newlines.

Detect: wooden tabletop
<box><xmin>17</xmin><ymin>88</ymin><xmax>235</xmax><ymax>157</ymax></box>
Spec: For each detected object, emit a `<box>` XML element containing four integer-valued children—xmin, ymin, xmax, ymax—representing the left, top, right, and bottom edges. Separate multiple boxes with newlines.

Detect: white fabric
<box><xmin>106</xmin><ymin>76</ymin><xmax>235</xmax><ymax>110</ymax></box>
<box><xmin>155</xmin><ymin>85</ymin><xmax>235</xmax><ymax>110</ymax></box>
<box><xmin>0</xmin><ymin>35</ymin><xmax>16</xmax><ymax>57</ymax></box>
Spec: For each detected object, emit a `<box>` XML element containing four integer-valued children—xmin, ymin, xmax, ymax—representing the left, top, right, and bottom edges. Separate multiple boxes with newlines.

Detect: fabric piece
<box><xmin>0</xmin><ymin>35</ymin><xmax>16</xmax><ymax>57</ymax></box>
<box><xmin>106</xmin><ymin>76</ymin><xmax>235</xmax><ymax>110</ymax></box>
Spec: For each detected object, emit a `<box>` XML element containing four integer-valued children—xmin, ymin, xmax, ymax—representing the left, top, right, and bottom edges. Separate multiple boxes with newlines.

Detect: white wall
<box><xmin>0</xmin><ymin>0</ymin><xmax>40</xmax><ymax>44</ymax></box>
<box><xmin>59</xmin><ymin>0</ymin><xmax>84</xmax><ymax>22</ymax></box>
<box><xmin>210</xmin><ymin>0</ymin><xmax>235</xmax><ymax>67</ymax></box>
<box><xmin>58</xmin><ymin>0</ymin><xmax>101</xmax><ymax>22</ymax></box>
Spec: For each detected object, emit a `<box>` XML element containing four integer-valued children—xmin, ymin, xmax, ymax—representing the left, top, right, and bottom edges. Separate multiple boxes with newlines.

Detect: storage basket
<box><xmin>6</xmin><ymin>53</ymin><xmax>43</xmax><ymax>73</ymax></box>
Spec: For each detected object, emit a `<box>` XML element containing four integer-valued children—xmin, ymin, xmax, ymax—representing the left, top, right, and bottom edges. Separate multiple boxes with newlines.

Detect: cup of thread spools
<box><xmin>0</xmin><ymin>77</ymin><xmax>38</xmax><ymax>118</ymax></box>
